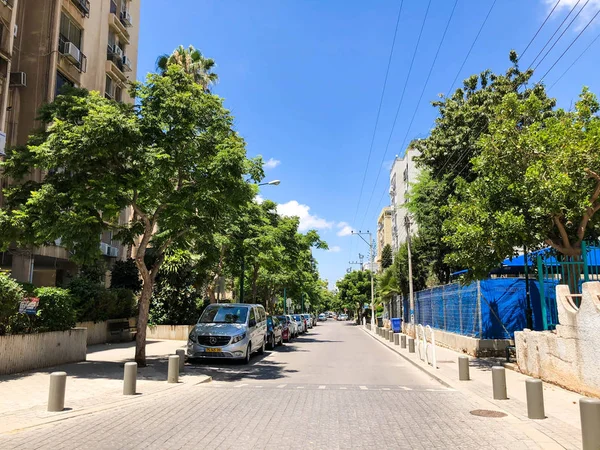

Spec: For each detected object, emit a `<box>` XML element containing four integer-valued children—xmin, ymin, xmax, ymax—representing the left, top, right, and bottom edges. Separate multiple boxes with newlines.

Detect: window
<box><xmin>59</xmin><ymin>13</ymin><xmax>82</xmax><ymax>49</ymax></box>
<box><xmin>105</xmin><ymin>75</ymin><xmax>114</xmax><ymax>99</ymax></box>
<box><xmin>249</xmin><ymin>307</ymin><xmax>255</xmax><ymax>322</ymax></box>
<box><xmin>115</xmin><ymin>85</ymin><xmax>122</xmax><ymax>102</ymax></box>
<box><xmin>55</xmin><ymin>71</ymin><xmax>73</xmax><ymax>97</ymax></box>
<box><xmin>199</xmin><ymin>305</ymin><xmax>249</xmax><ymax>324</ymax></box>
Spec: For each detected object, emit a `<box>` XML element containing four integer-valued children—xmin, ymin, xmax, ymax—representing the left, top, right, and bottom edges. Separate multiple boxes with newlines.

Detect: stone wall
<box><xmin>0</xmin><ymin>328</ymin><xmax>87</xmax><ymax>375</ymax></box>
<box><xmin>147</xmin><ymin>325</ymin><xmax>193</xmax><ymax>341</ymax></box>
<box><xmin>76</xmin><ymin>321</ymin><xmax>109</xmax><ymax>346</ymax></box>
<box><xmin>515</xmin><ymin>282</ymin><xmax>600</xmax><ymax>397</ymax></box>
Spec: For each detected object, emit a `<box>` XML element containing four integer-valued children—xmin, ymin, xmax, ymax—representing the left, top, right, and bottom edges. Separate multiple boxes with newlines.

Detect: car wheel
<box><xmin>243</xmin><ymin>343</ymin><xmax>251</xmax><ymax>364</ymax></box>
<box><xmin>258</xmin><ymin>336</ymin><xmax>266</xmax><ymax>355</ymax></box>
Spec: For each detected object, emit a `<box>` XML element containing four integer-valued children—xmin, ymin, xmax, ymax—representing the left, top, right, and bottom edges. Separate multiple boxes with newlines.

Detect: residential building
<box><xmin>0</xmin><ymin>0</ymin><xmax>140</xmax><ymax>286</ymax></box>
<box><xmin>389</xmin><ymin>147</ymin><xmax>420</xmax><ymax>253</ymax></box>
<box><xmin>375</xmin><ymin>206</ymin><xmax>392</xmax><ymax>272</ymax></box>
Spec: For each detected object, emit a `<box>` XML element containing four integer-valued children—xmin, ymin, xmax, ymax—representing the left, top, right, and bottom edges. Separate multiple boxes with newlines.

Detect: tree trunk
<box><xmin>135</xmin><ymin>280</ymin><xmax>153</xmax><ymax>366</ymax></box>
<box><xmin>251</xmin><ymin>263</ymin><xmax>259</xmax><ymax>302</ymax></box>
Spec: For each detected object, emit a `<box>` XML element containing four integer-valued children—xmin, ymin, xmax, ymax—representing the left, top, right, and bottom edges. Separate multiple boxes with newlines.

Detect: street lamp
<box><xmin>239</xmin><ymin>179</ymin><xmax>281</xmax><ymax>302</ymax></box>
<box><xmin>351</xmin><ymin>230</ymin><xmax>375</xmax><ymax>330</ymax></box>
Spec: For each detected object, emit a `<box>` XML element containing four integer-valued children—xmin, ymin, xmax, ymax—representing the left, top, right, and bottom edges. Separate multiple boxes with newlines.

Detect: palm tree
<box><xmin>377</xmin><ymin>266</ymin><xmax>399</xmax><ymax>303</ymax></box>
<box><xmin>156</xmin><ymin>45</ymin><xmax>218</xmax><ymax>91</ymax></box>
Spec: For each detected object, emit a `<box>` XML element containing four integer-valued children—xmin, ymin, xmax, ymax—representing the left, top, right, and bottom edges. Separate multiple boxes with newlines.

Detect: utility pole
<box><xmin>405</xmin><ymin>215</ymin><xmax>415</xmax><ymax>332</ymax></box>
<box><xmin>352</xmin><ymin>230</ymin><xmax>375</xmax><ymax>330</ymax></box>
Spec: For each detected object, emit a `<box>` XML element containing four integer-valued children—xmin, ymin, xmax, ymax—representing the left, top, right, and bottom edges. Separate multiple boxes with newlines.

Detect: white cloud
<box><xmin>337</xmin><ymin>222</ymin><xmax>353</xmax><ymax>237</ymax></box>
<box><xmin>264</xmin><ymin>158</ymin><xmax>281</xmax><ymax>169</ymax></box>
<box><xmin>547</xmin><ymin>0</ymin><xmax>600</xmax><ymax>31</ymax></box>
<box><xmin>255</xmin><ymin>195</ymin><xmax>264</xmax><ymax>204</ymax></box>
<box><xmin>277</xmin><ymin>201</ymin><xmax>334</xmax><ymax>232</ymax></box>
<box><xmin>328</xmin><ymin>246</ymin><xmax>341</xmax><ymax>253</ymax></box>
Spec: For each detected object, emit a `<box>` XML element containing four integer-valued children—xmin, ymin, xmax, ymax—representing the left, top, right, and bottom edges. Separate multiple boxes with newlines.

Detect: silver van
<box><xmin>187</xmin><ymin>303</ymin><xmax>267</xmax><ymax>364</ymax></box>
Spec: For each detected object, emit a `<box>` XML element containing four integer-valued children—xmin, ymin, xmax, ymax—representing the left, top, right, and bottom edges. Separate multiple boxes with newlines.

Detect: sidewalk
<box><xmin>0</xmin><ymin>339</ymin><xmax>211</xmax><ymax>434</ymax></box>
<box><xmin>363</xmin><ymin>326</ymin><xmax>584</xmax><ymax>450</ymax></box>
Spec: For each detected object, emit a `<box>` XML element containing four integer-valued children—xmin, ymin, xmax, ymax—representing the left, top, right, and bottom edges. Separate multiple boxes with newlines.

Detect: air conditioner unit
<box><xmin>100</xmin><ymin>242</ymin><xmax>109</xmax><ymax>255</ymax></box>
<box><xmin>113</xmin><ymin>45</ymin><xmax>123</xmax><ymax>58</ymax></box>
<box><xmin>120</xmin><ymin>10</ymin><xmax>132</xmax><ymax>27</ymax></box>
<box><xmin>63</xmin><ymin>42</ymin><xmax>81</xmax><ymax>64</ymax></box>
<box><xmin>108</xmin><ymin>246</ymin><xmax>119</xmax><ymax>258</ymax></box>
<box><xmin>9</xmin><ymin>71</ymin><xmax>26</xmax><ymax>87</ymax></box>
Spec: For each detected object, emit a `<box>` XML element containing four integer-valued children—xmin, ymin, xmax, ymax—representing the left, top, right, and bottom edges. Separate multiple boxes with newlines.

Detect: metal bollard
<box><xmin>176</xmin><ymin>349</ymin><xmax>185</xmax><ymax>372</ymax></box>
<box><xmin>394</xmin><ymin>333</ymin><xmax>400</xmax><ymax>345</ymax></box>
<box><xmin>123</xmin><ymin>362</ymin><xmax>137</xmax><ymax>395</ymax></box>
<box><xmin>401</xmin><ymin>335</ymin><xmax>407</xmax><ymax>348</ymax></box>
<box><xmin>48</xmin><ymin>372</ymin><xmax>67</xmax><ymax>412</ymax></box>
<box><xmin>492</xmin><ymin>366</ymin><xmax>508</xmax><ymax>400</ymax></box>
<box><xmin>389</xmin><ymin>331</ymin><xmax>394</xmax><ymax>343</ymax></box>
<box><xmin>408</xmin><ymin>337</ymin><xmax>415</xmax><ymax>353</ymax></box>
<box><xmin>458</xmin><ymin>356</ymin><xmax>470</xmax><ymax>381</ymax></box>
<box><xmin>168</xmin><ymin>355</ymin><xmax>179</xmax><ymax>383</ymax></box>
<box><xmin>525</xmin><ymin>379</ymin><xmax>545</xmax><ymax>419</ymax></box>
<box><xmin>580</xmin><ymin>398</ymin><xmax>600</xmax><ymax>450</ymax></box>
<box><xmin>385</xmin><ymin>329</ymin><xmax>389</xmax><ymax>339</ymax></box>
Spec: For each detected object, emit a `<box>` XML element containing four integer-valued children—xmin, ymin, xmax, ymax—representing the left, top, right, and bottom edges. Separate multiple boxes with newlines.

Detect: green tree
<box><xmin>409</xmin><ymin>52</ymin><xmax>555</xmax><ymax>282</ymax></box>
<box><xmin>444</xmin><ymin>88</ymin><xmax>600</xmax><ymax>280</ymax></box>
<box><xmin>336</xmin><ymin>270</ymin><xmax>373</xmax><ymax>321</ymax></box>
<box><xmin>156</xmin><ymin>45</ymin><xmax>218</xmax><ymax>91</ymax></box>
<box><xmin>380</xmin><ymin>244</ymin><xmax>393</xmax><ymax>269</ymax></box>
<box><xmin>0</xmin><ymin>272</ymin><xmax>24</xmax><ymax>335</ymax></box>
<box><xmin>1</xmin><ymin>63</ymin><xmax>262</xmax><ymax>364</ymax></box>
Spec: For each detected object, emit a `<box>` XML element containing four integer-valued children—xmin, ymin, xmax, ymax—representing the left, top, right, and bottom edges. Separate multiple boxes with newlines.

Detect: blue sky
<box><xmin>138</xmin><ymin>0</ymin><xmax>600</xmax><ymax>289</ymax></box>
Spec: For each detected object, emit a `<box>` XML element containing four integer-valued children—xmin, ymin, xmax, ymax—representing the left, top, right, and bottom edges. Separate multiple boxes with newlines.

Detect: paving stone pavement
<box><xmin>0</xmin><ymin>321</ymin><xmax>574</xmax><ymax>449</ymax></box>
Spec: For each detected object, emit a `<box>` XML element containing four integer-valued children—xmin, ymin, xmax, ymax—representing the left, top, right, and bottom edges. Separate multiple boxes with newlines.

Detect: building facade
<box><xmin>375</xmin><ymin>206</ymin><xmax>392</xmax><ymax>272</ymax></box>
<box><xmin>389</xmin><ymin>147</ymin><xmax>420</xmax><ymax>253</ymax></box>
<box><xmin>0</xmin><ymin>0</ymin><xmax>140</xmax><ymax>286</ymax></box>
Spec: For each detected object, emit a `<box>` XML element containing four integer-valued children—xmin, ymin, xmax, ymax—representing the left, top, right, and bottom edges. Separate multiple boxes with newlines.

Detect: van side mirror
<box><xmin>249</xmin><ymin>319</ymin><xmax>256</xmax><ymax>327</ymax></box>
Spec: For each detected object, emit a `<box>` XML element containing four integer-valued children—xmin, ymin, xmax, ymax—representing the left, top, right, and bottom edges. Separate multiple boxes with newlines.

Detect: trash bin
<box><xmin>377</xmin><ymin>317</ymin><xmax>383</xmax><ymax>327</ymax></box>
<box><xmin>391</xmin><ymin>318</ymin><xmax>401</xmax><ymax>333</ymax></box>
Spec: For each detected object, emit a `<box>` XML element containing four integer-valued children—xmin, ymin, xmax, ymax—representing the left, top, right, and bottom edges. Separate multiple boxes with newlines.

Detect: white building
<box><xmin>389</xmin><ymin>147</ymin><xmax>421</xmax><ymax>253</ymax></box>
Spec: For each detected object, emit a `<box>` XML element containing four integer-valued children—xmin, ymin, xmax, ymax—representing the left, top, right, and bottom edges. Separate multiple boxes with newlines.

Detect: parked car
<box><xmin>266</xmin><ymin>316</ymin><xmax>283</xmax><ymax>349</ymax></box>
<box><xmin>276</xmin><ymin>315</ymin><xmax>292</xmax><ymax>342</ymax></box>
<box><xmin>318</xmin><ymin>313</ymin><xmax>327</xmax><ymax>321</ymax></box>
<box><xmin>285</xmin><ymin>314</ymin><xmax>299</xmax><ymax>338</ymax></box>
<box><xmin>302</xmin><ymin>313</ymin><xmax>313</xmax><ymax>328</ymax></box>
<box><xmin>339</xmin><ymin>313</ymin><xmax>349</xmax><ymax>321</ymax></box>
<box><xmin>327</xmin><ymin>311</ymin><xmax>334</xmax><ymax>318</ymax></box>
<box><xmin>292</xmin><ymin>314</ymin><xmax>306</xmax><ymax>333</ymax></box>
<box><xmin>187</xmin><ymin>303</ymin><xmax>267</xmax><ymax>364</ymax></box>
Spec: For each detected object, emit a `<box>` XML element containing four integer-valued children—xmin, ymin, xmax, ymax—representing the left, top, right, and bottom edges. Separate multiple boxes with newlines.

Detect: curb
<box><xmin>360</xmin><ymin>326</ymin><xmax>452</xmax><ymax>388</ymax></box>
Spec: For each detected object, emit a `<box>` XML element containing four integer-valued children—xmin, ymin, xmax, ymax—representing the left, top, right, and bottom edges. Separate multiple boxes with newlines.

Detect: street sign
<box><xmin>19</xmin><ymin>297</ymin><xmax>39</xmax><ymax>315</ymax></box>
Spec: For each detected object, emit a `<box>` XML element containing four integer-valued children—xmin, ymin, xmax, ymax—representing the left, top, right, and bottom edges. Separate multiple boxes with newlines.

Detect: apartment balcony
<box><xmin>106</xmin><ymin>46</ymin><xmax>128</xmax><ymax>81</ymax></box>
<box><xmin>71</xmin><ymin>0</ymin><xmax>90</xmax><ymax>18</ymax></box>
<box><xmin>109</xmin><ymin>0</ymin><xmax>131</xmax><ymax>43</ymax></box>
<box><xmin>58</xmin><ymin>36</ymin><xmax>87</xmax><ymax>78</ymax></box>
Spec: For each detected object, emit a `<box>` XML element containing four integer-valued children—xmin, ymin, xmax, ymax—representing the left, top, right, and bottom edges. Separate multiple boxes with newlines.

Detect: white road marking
<box><xmin>234</xmin><ymin>384</ymin><xmax>248</xmax><ymax>388</ymax></box>
<box><xmin>426</xmin><ymin>388</ymin><xmax>456</xmax><ymax>392</ymax></box>
<box><xmin>398</xmin><ymin>386</ymin><xmax>413</xmax><ymax>391</ymax></box>
<box><xmin>318</xmin><ymin>385</ymin><xmax>326</xmax><ymax>390</ymax></box>
<box><xmin>339</xmin><ymin>387</ymin><xmax>347</xmax><ymax>390</ymax></box>
<box><xmin>277</xmin><ymin>384</ymin><xmax>287</xmax><ymax>388</ymax></box>
<box><xmin>297</xmin><ymin>386</ymin><xmax>305</xmax><ymax>389</ymax></box>
<box><xmin>359</xmin><ymin>386</ymin><xmax>368</xmax><ymax>390</ymax></box>
<box><xmin>381</xmin><ymin>388</ymin><xmax>390</xmax><ymax>391</ymax></box>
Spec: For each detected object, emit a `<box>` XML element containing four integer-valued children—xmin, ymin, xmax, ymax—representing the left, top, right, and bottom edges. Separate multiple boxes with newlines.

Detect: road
<box><xmin>0</xmin><ymin>320</ymin><xmax>542</xmax><ymax>449</ymax></box>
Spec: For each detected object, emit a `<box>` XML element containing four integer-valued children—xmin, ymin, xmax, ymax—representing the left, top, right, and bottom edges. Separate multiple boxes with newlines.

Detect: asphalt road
<box><xmin>0</xmin><ymin>320</ymin><xmax>545</xmax><ymax>449</ymax></box>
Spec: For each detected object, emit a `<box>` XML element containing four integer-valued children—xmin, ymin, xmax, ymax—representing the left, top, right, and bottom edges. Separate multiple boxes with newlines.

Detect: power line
<box><xmin>349</xmin><ymin>0</ymin><xmax>404</xmax><ymax>265</ymax></box>
<box><xmin>446</xmin><ymin>0</ymin><xmax>497</xmax><ymax>97</ymax></box>
<box><xmin>351</xmin><ymin>0</ymin><xmax>404</xmax><ymax>229</ymax></box>
<box><xmin>519</xmin><ymin>0</ymin><xmax>562</xmax><ymax>60</ymax></box>
<box><xmin>539</xmin><ymin>6</ymin><xmax>600</xmax><ymax>83</ymax></box>
<box><xmin>548</xmin><ymin>29</ymin><xmax>600</xmax><ymax>90</ymax></box>
<box><xmin>359</xmin><ymin>0</ymin><xmax>433</xmax><ymax>230</ymax></box>
<box><xmin>430</xmin><ymin>0</ymin><xmax>498</xmax><ymax>180</ymax></box>
<box><xmin>527</xmin><ymin>0</ymin><xmax>582</xmax><ymax>69</ymax></box>
<box><xmin>397</xmin><ymin>0</ymin><xmax>459</xmax><ymax>153</ymax></box>
<box><xmin>532</xmin><ymin>0</ymin><xmax>591</xmax><ymax>72</ymax></box>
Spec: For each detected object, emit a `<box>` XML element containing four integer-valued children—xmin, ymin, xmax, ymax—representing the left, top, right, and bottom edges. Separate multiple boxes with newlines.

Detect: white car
<box><xmin>302</xmin><ymin>314</ymin><xmax>313</xmax><ymax>328</ymax></box>
<box><xmin>285</xmin><ymin>314</ymin><xmax>299</xmax><ymax>337</ymax></box>
<box><xmin>318</xmin><ymin>313</ymin><xmax>327</xmax><ymax>321</ymax></box>
<box><xmin>339</xmin><ymin>313</ymin><xmax>349</xmax><ymax>321</ymax></box>
<box><xmin>292</xmin><ymin>314</ymin><xmax>307</xmax><ymax>333</ymax></box>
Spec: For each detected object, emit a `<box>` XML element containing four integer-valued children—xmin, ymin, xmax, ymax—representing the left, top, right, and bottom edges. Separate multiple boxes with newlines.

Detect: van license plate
<box><xmin>206</xmin><ymin>348</ymin><xmax>221</xmax><ymax>353</ymax></box>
